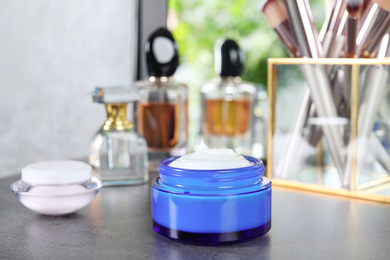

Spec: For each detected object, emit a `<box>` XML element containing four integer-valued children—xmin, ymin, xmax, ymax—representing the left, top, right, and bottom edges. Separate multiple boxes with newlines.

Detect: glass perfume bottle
<box><xmin>89</xmin><ymin>86</ymin><xmax>148</xmax><ymax>186</ymax></box>
<box><xmin>201</xmin><ymin>39</ymin><xmax>256</xmax><ymax>156</ymax></box>
<box><xmin>136</xmin><ymin>28</ymin><xmax>188</xmax><ymax>171</ymax></box>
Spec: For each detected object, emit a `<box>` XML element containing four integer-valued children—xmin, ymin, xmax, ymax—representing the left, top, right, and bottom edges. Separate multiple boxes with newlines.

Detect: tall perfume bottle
<box><xmin>136</xmin><ymin>28</ymin><xmax>188</xmax><ymax>171</ymax></box>
<box><xmin>89</xmin><ymin>86</ymin><xmax>148</xmax><ymax>186</ymax></box>
<box><xmin>201</xmin><ymin>39</ymin><xmax>256</xmax><ymax>156</ymax></box>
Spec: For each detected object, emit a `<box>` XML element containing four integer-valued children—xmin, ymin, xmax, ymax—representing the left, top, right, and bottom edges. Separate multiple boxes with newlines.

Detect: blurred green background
<box><xmin>167</xmin><ymin>0</ymin><xmax>325</xmax><ymax>88</ymax></box>
<box><xmin>167</xmin><ymin>0</ymin><xmax>326</xmax><ymax>149</ymax></box>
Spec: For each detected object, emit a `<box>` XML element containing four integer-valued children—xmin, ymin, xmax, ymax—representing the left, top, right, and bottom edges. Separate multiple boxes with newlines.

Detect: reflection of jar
<box><xmin>151</xmin><ymin>156</ymin><xmax>271</xmax><ymax>245</ymax></box>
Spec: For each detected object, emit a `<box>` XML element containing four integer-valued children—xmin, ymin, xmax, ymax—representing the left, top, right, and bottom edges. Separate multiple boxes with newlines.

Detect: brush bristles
<box><xmin>373</xmin><ymin>0</ymin><xmax>390</xmax><ymax>12</ymax></box>
<box><xmin>346</xmin><ymin>0</ymin><xmax>363</xmax><ymax>17</ymax></box>
<box><xmin>262</xmin><ymin>0</ymin><xmax>288</xmax><ymax>28</ymax></box>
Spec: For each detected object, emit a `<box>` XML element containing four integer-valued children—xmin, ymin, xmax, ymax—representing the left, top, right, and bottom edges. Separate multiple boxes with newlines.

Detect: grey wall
<box><xmin>0</xmin><ymin>0</ymin><xmax>168</xmax><ymax>178</ymax></box>
<box><xmin>0</xmin><ymin>0</ymin><xmax>139</xmax><ymax>177</ymax></box>
<box><xmin>138</xmin><ymin>0</ymin><xmax>167</xmax><ymax>79</ymax></box>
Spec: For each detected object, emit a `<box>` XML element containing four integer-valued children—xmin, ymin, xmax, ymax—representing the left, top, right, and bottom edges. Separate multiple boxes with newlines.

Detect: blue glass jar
<box><xmin>151</xmin><ymin>156</ymin><xmax>271</xmax><ymax>245</ymax></box>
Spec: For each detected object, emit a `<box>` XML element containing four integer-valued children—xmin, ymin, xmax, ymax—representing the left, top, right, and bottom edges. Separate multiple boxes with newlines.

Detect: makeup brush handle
<box><xmin>319</xmin><ymin>0</ymin><xmax>338</xmax><ymax>40</ymax></box>
<box><xmin>343</xmin><ymin>133</ymin><xmax>390</xmax><ymax>188</ymax></box>
<box><xmin>358</xmin><ymin>1</ymin><xmax>376</xmax><ymax>32</ymax></box>
<box><xmin>301</xmin><ymin>64</ymin><xmax>346</xmax><ymax>183</ymax></box>
<box><xmin>327</xmin><ymin>34</ymin><xmax>346</xmax><ymax>58</ymax></box>
<box><xmin>276</xmin><ymin>88</ymin><xmax>311</xmax><ymax>178</ymax></box>
<box><xmin>361</xmin><ymin>17</ymin><xmax>390</xmax><ymax>58</ymax></box>
<box><xmin>283</xmin><ymin>0</ymin><xmax>346</xmax><ymax>182</ymax></box>
<box><xmin>309</xmin><ymin>67</ymin><xmax>347</xmax><ymax>146</ymax></box>
<box><xmin>330</xmin><ymin>0</ymin><xmax>347</xmax><ymax>34</ymax></box>
<box><xmin>371</xmin><ymin>133</ymin><xmax>390</xmax><ymax>174</ymax></box>
<box><xmin>322</xmin><ymin>31</ymin><xmax>334</xmax><ymax>54</ymax></box>
<box><xmin>285</xmin><ymin>0</ymin><xmax>314</xmax><ymax>57</ymax></box>
<box><xmin>346</xmin><ymin>18</ymin><xmax>358</xmax><ymax>58</ymax></box>
<box><xmin>377</xmin><ymin>114</ymin><xmax>390</xmax><ymax>151</ymax></box>
<box><xmin>309</xmin><ymin>34</ymin><xmax>346</xmax><ymax>147</ymax></box>
<box><xmin>378</xmin><ymin>79</ymin><xmax>390</xmax><ymax>120</ymax></box>
<box><xmin>275</xmin><ymin>21</ymin><xmax>300</xmax><ymax>57</ymax></box>
<box><xmin>279</xmin><ymin>31</ymin><xmax>344</xmax><ymax>176</ymax></box>
<box><xmin>359</xmin><ymin>66</ymin><xmax>389</xmax><ymax>139</ymax></box>
<box><xmin>343</xmin><ymin>65</ymin><xmax>390</xmax><ymax>187</ymax></box>
<box><xmin>357</xmin><ymin>8</ymin><xmax>389</xmax><ymax>55</ymax></box>
<box><xmin>342</xmin><ymin>66</ymin><xmax>352</xmax><ymax>118</ymax></box>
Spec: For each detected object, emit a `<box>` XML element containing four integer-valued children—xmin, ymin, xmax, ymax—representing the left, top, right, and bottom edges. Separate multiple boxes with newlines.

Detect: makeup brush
<box><xmin>358</xmin><ymin>1</ymin><xmax>378</xmax><ymax>32</ymax></box>
<box><xmin>339</xmin><ymin>1</ymin><xmax>362</xmax><ymax>122</ymax></box>
<box><xmin>281</xmin><ymin>0</ymin><xmax>346</xmax><ymax>183</ymax></box>
<box><xmin>263</xmin><ymin>0</ymin><xmax>310</xmax><ymax>178</ymax></box>
<box><xmin>376</xmin><ymin>27</ymin><xmax>390</xmax><ymax>58</ymax></box>
<box><xmin>346</xmin><ymin>0</ymin><xmax>363</xmax><ymax>58</ymax></box>
<box><xmin>262</xmin><ymin>0</ymin><xmax>299</xmax><ymax>57</ymax></box>
<box><xmin>360</xmin><ymin>0</ymin><xmax>373</xmax><ymax>18</ymax></box>
<box><xmin>360</xmin><ymin>16</ymin><xmax>390</xmax><ymax>57</ymax></box>
<box><xmin>344</xmin><ymin>30</ymin><xmax>390</xmax><ymax>187</ymax></box>
<box><xmin>275</xmin><ymin>0</ymin><xmax>344</xmax><ymax>176</ymax></box>
<box><xmin>344</xmin><ymin>65</ymin><xmax>390</xmax><ymax>186</ymax></box>
<box><xmin>373</xmin><ymin>30</ymin><xmax>390</xmax><ymax>174</ymax></box>
<box><xmin>357</xmin><ymin>0</ymin><xmax>390</xmax><ymax>54</ymax></box>
<box><xmin>318</xmin><ymin>0</ymin><xmax>348</xmax><ymax>58</ymax></box>
<box><xmin>319</xmin><ymin>0</ymin><xmax>338</xmax><ymax>40</ymax></box>
<box><xmin>325</xmin><ymin>0</ymin><xmax>346</xmax><ymax>35</ymax></box>
<box><xmin>378</xmin><ymin>29</ymin><xmax>390</xmax><ymax>149</ymax></box>
<box><xmin>356</xmin><ymin>64</ymin><xmax>389</xmax><ymax>143</ymax></box>
<box><xmin>336</xmin><ymin>10</ymin><xmax>349</xmax><ymax>37</ymax></box>
<box><xmin>308</xmin><ymin>6</ymin><xmax>347</xmax><ymax>147</ymax></box>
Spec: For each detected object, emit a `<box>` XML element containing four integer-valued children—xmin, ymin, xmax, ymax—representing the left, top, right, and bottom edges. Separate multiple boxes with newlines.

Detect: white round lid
<box><xmin>21</xmin><ymin>160</ymin><xmax>92</xmax><ymax>185</ymax></box>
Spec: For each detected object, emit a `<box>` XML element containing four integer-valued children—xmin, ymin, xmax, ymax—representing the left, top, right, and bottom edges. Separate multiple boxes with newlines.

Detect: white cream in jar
<box><xmin>169</xmin><ymin>141</ymin><xmax>252</xmax><ymax>170</ymax></box>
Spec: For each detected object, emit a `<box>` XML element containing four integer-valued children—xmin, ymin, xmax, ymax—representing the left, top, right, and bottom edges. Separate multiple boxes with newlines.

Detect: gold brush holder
<box><xmin>267</xmin><ymin>58</ymin><xmax>390</xmax><ymax>203</ymax></box>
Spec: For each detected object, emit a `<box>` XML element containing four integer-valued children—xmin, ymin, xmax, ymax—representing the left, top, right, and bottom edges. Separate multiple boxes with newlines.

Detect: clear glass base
<box><xmin>90</xmin><ymin>129</ymin><xmax>149</xmax><ymax>186</ymax></box>
<box><xmin>100</xmin><ymin>175</ymin><xmax>149</xmax><ymax>186</ymax></box>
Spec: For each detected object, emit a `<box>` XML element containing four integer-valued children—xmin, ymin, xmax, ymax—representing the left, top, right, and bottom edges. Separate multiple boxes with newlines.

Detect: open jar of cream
<box><xmin>151</xmin><ymin>142</ymin><xmax>271</xmax><ymax>245</ymax></box>
<box><xmin>10</xmin><ymin>160</ymin><xmax>102</xmax><ymax>216</ymax></box>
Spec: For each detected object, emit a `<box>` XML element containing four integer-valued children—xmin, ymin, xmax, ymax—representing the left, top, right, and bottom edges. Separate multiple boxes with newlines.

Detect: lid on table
<box><xmin>22</xmin><ymin>160</ymin><xmax>92</xmax><ymax>185</ymax></box>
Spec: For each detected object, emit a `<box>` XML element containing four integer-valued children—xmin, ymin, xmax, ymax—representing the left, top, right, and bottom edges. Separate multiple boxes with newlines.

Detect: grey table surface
<box><xmin>1</xmin><ymin>172</ymin><xmax>390</xmax><ymax>260</ymax></box>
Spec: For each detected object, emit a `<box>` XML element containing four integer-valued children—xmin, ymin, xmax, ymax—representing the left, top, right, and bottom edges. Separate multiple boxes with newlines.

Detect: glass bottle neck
<box><xmin>220</xmin><ymin>76</ymin><xmax>242</xmax><ymax>84</ymax></box>
<box><xmin>148</xmin><ymin>76</ymin><xmax>173</xmax><ymax>83</ymax></box>
<box><xmin>103</xmin><ymin>103</ymin><xmax>133</xmax><ymax>131</ymax></box>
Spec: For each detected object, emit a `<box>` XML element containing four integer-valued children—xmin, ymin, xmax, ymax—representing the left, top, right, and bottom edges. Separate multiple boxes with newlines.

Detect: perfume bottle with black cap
<box><xmin>136</xmin><ymin>28</ymin><xmax>188</xmax><ymax>170</ymax></box>
<box><xmin>89</xmin><ymin>86</ymin><xmax>148</xmax><ymax>186</ymax></box>
<box><xmin>201</xmin><ymin>39</ymin><xmax>257</xmax><ymax>156</ymax></box>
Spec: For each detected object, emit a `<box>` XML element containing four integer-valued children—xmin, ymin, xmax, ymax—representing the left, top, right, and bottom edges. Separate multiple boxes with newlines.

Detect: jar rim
<box><xmin>156</xmin><ymin>156</ymin><xmax>266</xmax><ymax>194</ymax></box>
<box><xmin>10</xmin><ymin>177</ymin><xmax>102</xmax><ymax>197</ymax></box>
<box><xmin>158</xmin><ymin>156</ymin><xmax>265</xmax><ymax>176</ymax></box>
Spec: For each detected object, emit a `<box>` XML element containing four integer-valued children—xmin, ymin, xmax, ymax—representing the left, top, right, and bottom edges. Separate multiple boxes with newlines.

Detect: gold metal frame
<box><xmin>267</xmin><ymin>58</ymin><xmax>390</xmax><ymax>204</ymax></box>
